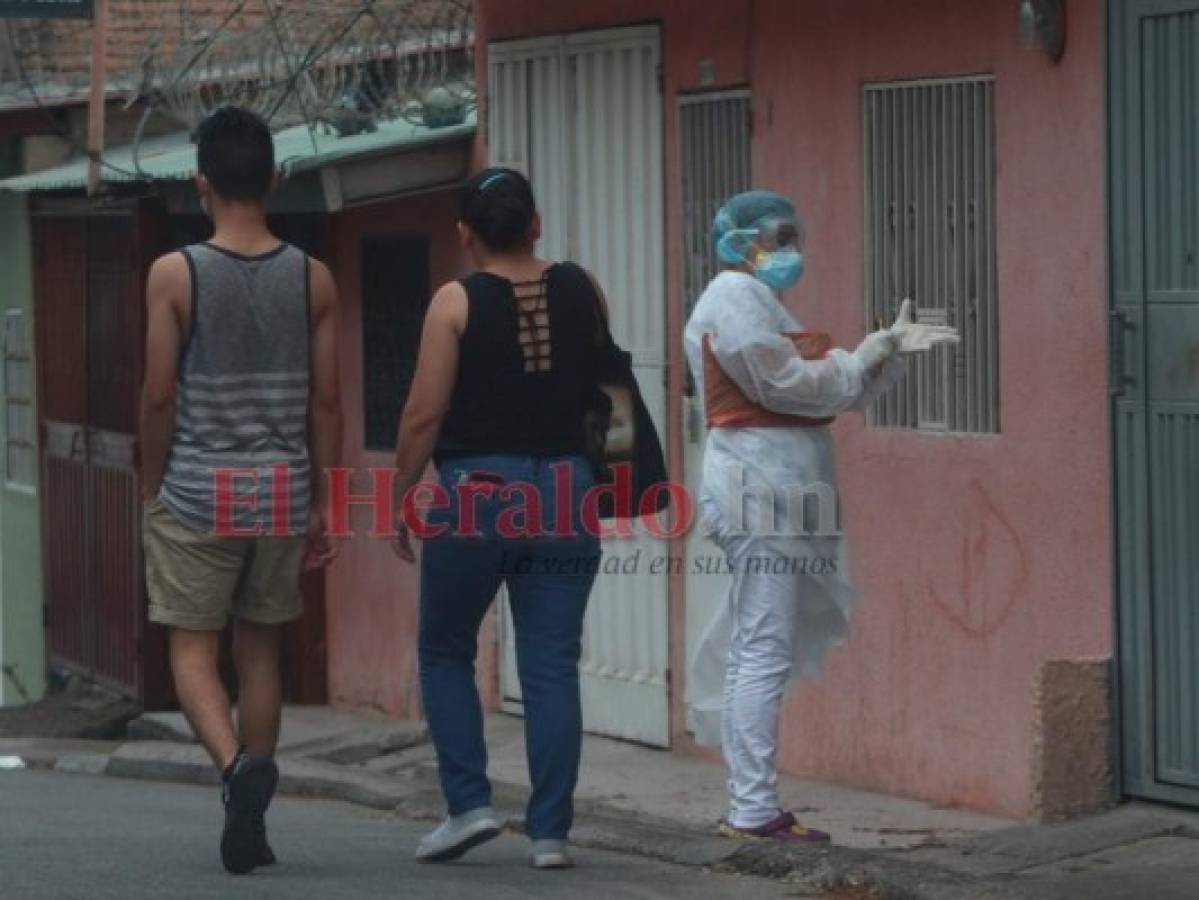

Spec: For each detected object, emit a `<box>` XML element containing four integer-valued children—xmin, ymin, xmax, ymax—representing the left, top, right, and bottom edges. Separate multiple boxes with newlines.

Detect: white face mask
<box><xmin>199</xmin><ymin>195</ymin><xmax>211</xmax><ymax>219</ymax></box>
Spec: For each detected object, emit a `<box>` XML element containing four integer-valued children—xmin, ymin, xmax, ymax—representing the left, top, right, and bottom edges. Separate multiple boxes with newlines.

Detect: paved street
<box><xmin>0</xmin><ymin>770</ymin><xmax>791</xmax><ymax>900</ymax></box>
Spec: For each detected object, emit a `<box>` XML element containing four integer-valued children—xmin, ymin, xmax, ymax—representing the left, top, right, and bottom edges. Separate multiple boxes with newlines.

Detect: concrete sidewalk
<box><xmin>129</xmin><ymin>707</ymin><xmax>1007</xmax><ymax>850</ymax></box>
<box><xmin>5</xmin><ymin>705</ymin><xmax>1198</xmax><ymax>899</ymax></box>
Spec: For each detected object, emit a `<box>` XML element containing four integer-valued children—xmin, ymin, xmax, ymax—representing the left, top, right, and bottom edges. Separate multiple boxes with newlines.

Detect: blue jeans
<box><xmin>418</xmin><ymin>453</ymin><xmax>600</xmax><ymax>840</ymax></box>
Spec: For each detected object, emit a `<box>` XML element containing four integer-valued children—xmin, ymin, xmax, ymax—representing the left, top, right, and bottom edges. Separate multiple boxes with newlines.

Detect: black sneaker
<box><xmin>254</xmin><ymin>820</ymin><xmax>277</xmax><ymax>867</ymax></box>
<box><xmin>220</xmin><ymin>754</ymin><xmax>279</xmax><ymax>875</ymax></box>
<box><xmin>252</xmin><ymin>781</ymin><xmax>278</xmax><ymax>867</ymax></box>
<box><xmin>252</xmin><ymin>751</ymin><xmax>279</xmax><ymax>867</ymax></box>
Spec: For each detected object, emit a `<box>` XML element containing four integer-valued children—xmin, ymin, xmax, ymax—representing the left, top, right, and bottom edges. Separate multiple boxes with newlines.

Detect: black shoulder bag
<box><xmin>574</xmin><ymin>265</ymin><xmax>671</xmax><ymax>521</ymax></box>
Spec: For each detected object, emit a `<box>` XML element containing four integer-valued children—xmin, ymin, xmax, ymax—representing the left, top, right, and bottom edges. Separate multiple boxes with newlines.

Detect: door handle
<box><xmin>68</xmin><ymin>428</ymin><xmax>85</xmax><ymax>462</ymax></box>
<box><xmin>1110</xmin><ymin>309</ymin><xmax>1133</xmax><ymax>398</ymax></box>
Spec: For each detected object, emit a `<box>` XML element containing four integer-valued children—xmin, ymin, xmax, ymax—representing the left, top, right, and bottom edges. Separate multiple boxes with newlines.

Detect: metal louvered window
<box><xmin>863</xmin><ymin>75</ymin><xmax>999</xmax><ymax>434</ymax></box>
<box><xmin>680</xmin><ymin>89</ymin><xmax>752</xmax><ymax>320</ymax></box>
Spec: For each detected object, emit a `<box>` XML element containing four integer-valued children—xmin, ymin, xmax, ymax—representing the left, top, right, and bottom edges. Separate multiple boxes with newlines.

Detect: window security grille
<box><xmin>679</xmin><ymin>89</ymin><xmax>752</xmax><ymax>321</ymax></box>
<box><xmin>863</xmin><ymin>75</ymin><xmax>999</xmax><ymax>433</ymax></box>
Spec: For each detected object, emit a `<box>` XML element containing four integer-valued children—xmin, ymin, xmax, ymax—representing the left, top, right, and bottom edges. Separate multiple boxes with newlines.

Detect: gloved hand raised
<box><xmin>852</xmin><ymin>328</ymin><xmax>900</xmax><ymax>372</ymax></box>
<box><xmin>889</xmin><ymin>299</ymin><xmax>960</xmax><ymax>354</ymax></box>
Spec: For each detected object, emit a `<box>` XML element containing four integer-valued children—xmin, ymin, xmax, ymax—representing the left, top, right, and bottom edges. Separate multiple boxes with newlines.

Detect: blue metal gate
<box><xmin>1111</xmin><ymin>0</ymin><xmax>1199</xmax><ymax>806</ymax></box>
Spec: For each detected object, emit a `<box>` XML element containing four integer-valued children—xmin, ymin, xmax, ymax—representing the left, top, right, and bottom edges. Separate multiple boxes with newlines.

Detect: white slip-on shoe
<box><xmin>530</xmin><ymin>838</ymin><xmax>574</xmax><ymax>869</ymax></box>
<box><xmin>416</xmin><ymin>807</ymin><xmax>502</xmax><ymax>863</ymax></box>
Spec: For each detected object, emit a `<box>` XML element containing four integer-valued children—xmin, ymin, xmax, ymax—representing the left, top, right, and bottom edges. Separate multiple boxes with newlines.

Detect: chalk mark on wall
<box><xmin>921</xmin><ymin>480</ymin><xmax>1031</xmax><ymax>641</ymax></box>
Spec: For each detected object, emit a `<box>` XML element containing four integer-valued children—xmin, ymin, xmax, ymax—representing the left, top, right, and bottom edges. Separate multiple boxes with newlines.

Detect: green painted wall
<box><xmin>0</xmin><ymin>192</ymin><xmax>45</xmax><ymax>706</ymax></box>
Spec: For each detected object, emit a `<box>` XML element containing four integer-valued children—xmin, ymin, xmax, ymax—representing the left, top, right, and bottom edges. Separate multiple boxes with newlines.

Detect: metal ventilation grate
<box><xmin>863</xmin><ymin>75</ymin><xmax>999</xmax><ymax>434</ymax></box>
<box><xmin>680</xmin><ymin>89</ymin><xmax>752</xmax><ymax>321</ymax></box>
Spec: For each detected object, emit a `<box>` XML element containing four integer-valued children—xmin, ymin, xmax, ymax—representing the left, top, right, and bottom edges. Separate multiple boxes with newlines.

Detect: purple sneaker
<box><xmin>719</xmin><ymin>811</ymin><xmax>831</xmax><ymax>844</ymax></box>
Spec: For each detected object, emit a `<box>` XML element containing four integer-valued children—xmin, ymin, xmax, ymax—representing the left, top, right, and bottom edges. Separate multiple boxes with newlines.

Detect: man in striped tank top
<box><xmin>139</xmin><ymin>107</ymin><xmax>343</xmax><ymax>875</ymax></box>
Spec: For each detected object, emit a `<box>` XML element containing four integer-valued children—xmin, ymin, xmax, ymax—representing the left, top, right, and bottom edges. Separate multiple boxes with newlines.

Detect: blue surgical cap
<box><xmin>713</xmin><ymin>190</ymin><xmax>801</xmax><ymax>266</ymax></box>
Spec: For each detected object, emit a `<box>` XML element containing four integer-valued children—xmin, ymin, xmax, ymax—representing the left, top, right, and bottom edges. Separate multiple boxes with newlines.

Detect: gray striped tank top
<box><xmin>160</xmin><ymin>242</ymin><xmax>311</xmax><ymax>536</ymax></box>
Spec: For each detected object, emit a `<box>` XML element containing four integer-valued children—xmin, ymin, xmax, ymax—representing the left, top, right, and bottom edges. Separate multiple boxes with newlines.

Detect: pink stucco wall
<box><xmin>323</xmin><ymin>192</ymin><xmax>496</xmax><ymax>718</ymax></box>
<box><xmin>477</xmin><ymin>0</ymin><xmax>1112</xmax><ymax>819</ymax></box>
<box><xmin>752</xmin><ymin>0</ymin><xmax>1111</xmax><ymax>819</ymax></box>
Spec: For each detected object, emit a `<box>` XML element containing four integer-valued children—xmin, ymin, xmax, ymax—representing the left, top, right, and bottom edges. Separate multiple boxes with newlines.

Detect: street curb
<box><xmin>538</xmin><ymin>801</ymin><xmax>985</xmax><ymax>899</ymax></box>
<box><xmin>710</xmin><ymin>841</ymin><xmax>996</xmax><ymax>900</ymax></box>
<box><xmin>393</xmin><ymin>771</ymin><xmax>981</xmax><ymax>899</ymax></box>
<box><xmin>0</xmin><ymin>738</ymin><xmax>122</xmax><ymax>771</ymax></box>
<box><xmin>103</xmin><ymin>741</ymin><xmax>425</xmax><ymax>811</ymax></box>
<box><xmin>9</xmin><ymin>737</ymin><xmax>997</xmax><ymax>898</ymax></box>
<box><xmin>126</xmin><ymin>713</ymin><xmax>432</xmax><ymax>767</ymax></box>
<box><xmin>105</xmin><ymin>742</ymin><xmax>219</xmax><ymax>788</ymax></box>
<box><xmin>54</xmin><ymin>752</ymin><xmax>111</xmax><ymax>777</ymax></box>
<box><xmin>6</xmin><ymin>738</ymin><xmax>430</xmax><ymax>813</ymax></box>
<box><xmin>276</xmin><ymin>756</ymin><xmax>418</xmax><ymax>809</ymax></box>
<box><xmin>283</xmin><ymin>724</ymin><xmax>430</xmax><ymax>766</ymax></box>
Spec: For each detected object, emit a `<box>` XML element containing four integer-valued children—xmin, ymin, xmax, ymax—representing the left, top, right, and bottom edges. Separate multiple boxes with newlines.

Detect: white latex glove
<box><xmin>852</xmin><ymin>329</ymin><xmax>900</xmax><ymax>372</ymax></box>
<box><xmin>889</xmin><ymin>299</ymin><xmax>960</xmax><ymax>354</ymax></box>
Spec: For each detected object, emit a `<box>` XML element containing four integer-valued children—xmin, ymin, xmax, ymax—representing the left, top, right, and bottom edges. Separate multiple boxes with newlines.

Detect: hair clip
<box><xmin>478</xmin><ymin>172</ymin><xmax>509</xmax><ymax>192</ymax></box>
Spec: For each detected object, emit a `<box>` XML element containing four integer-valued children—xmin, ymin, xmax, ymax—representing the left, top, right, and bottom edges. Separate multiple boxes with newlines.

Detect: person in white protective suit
<box><xmin>683</xmin><ymin>191</ymin><xmax>957</xmax><ymax>844</ymax></box>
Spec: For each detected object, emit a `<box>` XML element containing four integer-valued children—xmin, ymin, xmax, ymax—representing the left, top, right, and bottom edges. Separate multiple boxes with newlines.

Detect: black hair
<box><xmin>194</xmin><ymin>106</ymin><xmax>276</xmax><ymax>203</ymax></box>
<box><xmin>458</xmin><ymin>167</ymin><xmax>536</xmax><ymax>251</ymax></box>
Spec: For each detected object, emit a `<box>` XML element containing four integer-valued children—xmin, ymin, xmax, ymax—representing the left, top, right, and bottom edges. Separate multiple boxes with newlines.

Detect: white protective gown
<box><xmin>683</xmin><ymin>271</ymin><xmax>905</xmax><ymax>750</ymax></box>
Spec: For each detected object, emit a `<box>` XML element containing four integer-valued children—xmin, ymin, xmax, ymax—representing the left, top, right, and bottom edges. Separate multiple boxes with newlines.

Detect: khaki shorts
<box><xmin>143</xmin><ymin>497</ymin><xmax>306</xmax><ymax>631</ymax></box>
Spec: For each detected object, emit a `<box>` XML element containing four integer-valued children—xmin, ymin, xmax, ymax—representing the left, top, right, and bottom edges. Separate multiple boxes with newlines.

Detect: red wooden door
<box><xmin>87</xmin><ymin>211</ymin><xmax>159</xmax><ymax>701</ymax></box>
<box><xmin>34</xmin><ymin>214</ymin><xmax>90</xmax><ymax>685</ymax></box>
<box><xmin>33</xmin><ymin>202</ymin><xmax>170</xmax><ymax>704</ymax></box>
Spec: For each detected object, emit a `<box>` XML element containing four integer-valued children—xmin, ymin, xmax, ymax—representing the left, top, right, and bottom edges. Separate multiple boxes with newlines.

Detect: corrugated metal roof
<box><xmin>0</xmin><ymin>112</ymin><xmax>476</xmax><ymax>193</ymax></box>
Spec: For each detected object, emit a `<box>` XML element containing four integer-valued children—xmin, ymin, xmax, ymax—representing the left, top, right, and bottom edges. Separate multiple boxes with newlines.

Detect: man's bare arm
<box><xmin>139</xmin><ymin>253</ymin><xmax>189</xmax><ymax>502</ymax></box>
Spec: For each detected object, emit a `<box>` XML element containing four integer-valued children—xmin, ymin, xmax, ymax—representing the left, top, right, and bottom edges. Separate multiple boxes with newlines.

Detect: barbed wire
<box><xmin>2</xmin><ymin>18</ymin><xmax>143</xmax><ymax>178</ymax></box>
<box><xmin>0</xmin><ymin>0</ymin><xmax>474</xmax><ymax>181</ymax></box>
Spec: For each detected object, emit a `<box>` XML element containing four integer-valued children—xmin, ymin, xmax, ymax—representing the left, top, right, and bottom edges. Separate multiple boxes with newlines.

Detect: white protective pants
<box><xmin>688</xmin><ymin>515</ymin><xmax>852</xmax><ymax>829</ymax></box>
<box><xmin>718</xmin><ymin>535</ymin><xmax>804</xmax><ymax>829</ymax></box>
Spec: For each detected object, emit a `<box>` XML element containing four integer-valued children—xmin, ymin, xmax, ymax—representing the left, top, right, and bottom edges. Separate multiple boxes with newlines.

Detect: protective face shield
<box><xmin>747</xmin><ymin>217</ymin><xmax>805</xmax><ymax>289</ymax></box>
<box><xmin>713</xmin><ymin>193</ymin><xmax>807</xmax><ymax>292</ymax></box>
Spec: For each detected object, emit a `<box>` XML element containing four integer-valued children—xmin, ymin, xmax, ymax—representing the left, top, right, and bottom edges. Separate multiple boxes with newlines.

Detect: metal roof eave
<box><xmin>0</xmin><ymin>112</ymin><xmax>477</xmax><ymax>195</ymax></box>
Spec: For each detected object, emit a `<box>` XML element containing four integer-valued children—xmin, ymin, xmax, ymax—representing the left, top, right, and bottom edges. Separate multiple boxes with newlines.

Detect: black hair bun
<box><xmin>459</xmin><ymin>167</ymin><xmax>536</xmax><ymax>251</ymax></box>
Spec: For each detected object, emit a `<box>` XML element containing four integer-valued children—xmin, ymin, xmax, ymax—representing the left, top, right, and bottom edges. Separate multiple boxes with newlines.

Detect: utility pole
<box><xmin>86</xmin><ymin>0</ymin><xmax>108</xmax><ymax>195</ymax></box>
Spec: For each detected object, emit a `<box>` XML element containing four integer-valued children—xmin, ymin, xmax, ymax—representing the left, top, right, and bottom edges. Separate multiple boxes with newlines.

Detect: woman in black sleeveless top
<box><xmin>392</xmin><ymin>168</ymin><xmax>604</xmax><ymax>869</ymax></box>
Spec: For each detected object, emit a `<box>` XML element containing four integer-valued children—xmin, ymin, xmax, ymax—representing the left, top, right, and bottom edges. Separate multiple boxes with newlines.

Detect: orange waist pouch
<box><xmin>702</xmin><ymin>332</ymin><xmax>836</xmax><ymax>429</ymax></box>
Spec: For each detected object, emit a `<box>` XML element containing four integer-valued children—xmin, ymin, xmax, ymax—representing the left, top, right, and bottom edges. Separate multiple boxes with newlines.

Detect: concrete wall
<box><xmin>323</xmin><ymin>190</ymin><xmax>475</xmax><ymax>717</ymax></box>
<box><xmin>0</xmin><ymin>191</ymin><xmax>45</xmax><ymax>707</ymax></box>
<box><xmin>477</xmin><ymin>0</ymin><xmax>1112</xmax><ymax>819</ymax></box>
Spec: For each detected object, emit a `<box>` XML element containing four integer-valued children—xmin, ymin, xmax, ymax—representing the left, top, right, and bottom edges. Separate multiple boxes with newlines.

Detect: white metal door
<box><xmin>677</xmin><ymin>91</ymin><xmax>752</xmax><ymax>732</ymax></box>
<box><xmin>489</xmin><ymin>25</ymin><xmax>670</xmax><ymax>747</ymax></box>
